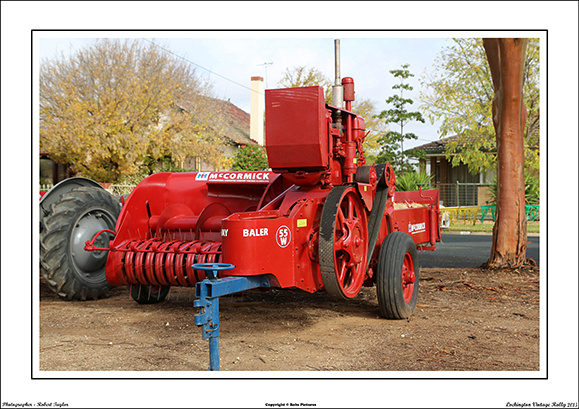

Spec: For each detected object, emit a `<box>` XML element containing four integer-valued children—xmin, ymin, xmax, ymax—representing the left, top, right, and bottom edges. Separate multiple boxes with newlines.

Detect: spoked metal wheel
<box><xmin>319</xmin><ymin>186</ymin><xmax>369</xmax><ymax>299</ymax></box>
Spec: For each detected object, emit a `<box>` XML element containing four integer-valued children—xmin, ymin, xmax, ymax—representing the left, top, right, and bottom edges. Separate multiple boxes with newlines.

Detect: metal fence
<box><xmin>39</xmin><ymin>181</ymin><xmax>537</xmax><ymax>209</ymax></box>
<box><xmin>434</xmin><ymin>182</ymin><xmax>493</xmax><ymax>208</ymax></box>
<box><xmin>432</xmin><ymin>182</ymin><xmax>539</xmax><ymax>208</ymax></box>
<box><xmin>107</xmin><ymin>184</ymin><xmax>137</xmax><ymax>196</ymax></box>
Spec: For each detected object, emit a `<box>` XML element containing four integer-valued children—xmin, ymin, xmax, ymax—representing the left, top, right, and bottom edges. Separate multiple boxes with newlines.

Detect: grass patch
<box><xmin>445</xmin><ymin>221</ymin><xmax>540</xmax><ymax>234</ymax></box>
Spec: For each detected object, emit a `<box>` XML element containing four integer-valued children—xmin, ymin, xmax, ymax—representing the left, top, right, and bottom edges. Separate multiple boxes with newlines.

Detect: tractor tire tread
<box><xmin>319</xmin><ymin>186</ymin><xmax>349</xmax><ymax>299</ymax></box>
<box><xmin>40</xmin><ymin>186</ymin><xmax>120</xmax><ymax>301</ymax></box>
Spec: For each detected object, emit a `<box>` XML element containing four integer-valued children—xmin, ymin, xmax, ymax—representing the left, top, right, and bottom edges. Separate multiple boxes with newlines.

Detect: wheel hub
<box><xmin>71</xmin><ymin>210</ymin><xmax>115</xmax><ymax>278</ymax></box>
<box><xmin>402</xmin><ymin>252</ymin><xmax>415</xmax><ymax>303</ymax></box>
<box><xmin>337</xmin><ymin>218</ymin><xmax>365</xmax><ymax>264</ymax></box>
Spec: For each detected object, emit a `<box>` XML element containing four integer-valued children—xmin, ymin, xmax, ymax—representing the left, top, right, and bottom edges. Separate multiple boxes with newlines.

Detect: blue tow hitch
<box><xmin>192</xmin><ymin>263</ymin><xmax>271</xmax><ymax>371</ymax></box>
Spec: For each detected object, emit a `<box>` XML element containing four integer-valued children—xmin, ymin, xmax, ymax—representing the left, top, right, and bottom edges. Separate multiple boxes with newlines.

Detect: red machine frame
<box><xmin>89</xmin><ymin>78</ymin><xmax>440</xmax><ymax>312</ymax></box>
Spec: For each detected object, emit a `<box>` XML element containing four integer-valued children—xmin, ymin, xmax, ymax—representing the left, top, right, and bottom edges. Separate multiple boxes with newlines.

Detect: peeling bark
<box><xmin>483</xmin><ymin>38</ymin><xmax>528</xmax><ymax>268</ymax></box>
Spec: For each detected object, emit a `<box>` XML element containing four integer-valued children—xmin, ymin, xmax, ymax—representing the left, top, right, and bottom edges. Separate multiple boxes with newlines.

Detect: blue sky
<box><xmin>38</xmin><ymin>35</ymin><xmax>454</xmax><ymax>150</ymax></box>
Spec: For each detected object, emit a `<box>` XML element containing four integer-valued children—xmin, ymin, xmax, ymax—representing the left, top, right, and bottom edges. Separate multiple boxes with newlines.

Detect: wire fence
<box><xmin>39</xmin><ymin>182</ymin><xmax>137</xmax><ymax>197</ymax></box>
<box><xmin>107</xmin><ymin>184</ymin><xmax>137</xmax><ymax>196</ymax></box>
<box><xmin>39</xmin><ymin>181</ymin><xmax>539</xmax><ymax>224</ymax></box>
<box><xmin>434</xmin><ymin>182</ymin><xmax>493</xmax><ymax>208</ymax></box>
<box><xmin>432</xmin><ymin>182</ymin><xmax>539</xmax><ymax>208</ymax></box>
<box><xmin>431</xmin><ymin>182</ymin><xmax>540</xmax><ymax>226</ymax></box>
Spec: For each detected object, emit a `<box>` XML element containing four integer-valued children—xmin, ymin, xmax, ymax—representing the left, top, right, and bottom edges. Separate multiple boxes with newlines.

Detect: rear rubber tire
<box><xmin>40</xmin><ymin>186</ymin><xmax>120</xmax><ymax>300</ymax></box>
<box><xmin>376</xmin><ymin>232</ymin><xmax>419</xmax><ymax>319</ymax></box>
<box><xmin>130</xmin><ymin>284</ymin><xmax>170</xmax><ymax>304</ymax></box>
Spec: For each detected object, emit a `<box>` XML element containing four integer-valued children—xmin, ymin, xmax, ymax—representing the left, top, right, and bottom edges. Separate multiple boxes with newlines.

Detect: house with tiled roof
<box><xmin>40</xmin><ymin>96</ymin><xmax>259</xmax><ymax>185</ymax></box>
<box><xmin>175</xmin><ymin>95</ymin><xmax>258</xmax><ymax>172</ymax></box>
<box><xmin>414</xmin><ymin>135</ymin><xmax>496</xmax><ymax>207</ymax></box>
<box><xmin>209</xmin><ymin>97</ymin><xmax>257</xmax><ymax>149</ymax></box>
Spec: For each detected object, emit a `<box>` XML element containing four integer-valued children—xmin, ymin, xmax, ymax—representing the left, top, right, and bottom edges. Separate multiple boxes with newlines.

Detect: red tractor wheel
<box><xmin>319</xmin><ymin>186</ymin><xmax>368</xmax><ymax>299</ymax></box>
<box><xmin>376</xmin><ymin>232</ymin><xmax>419</xmax><ymax>319</ymax></box>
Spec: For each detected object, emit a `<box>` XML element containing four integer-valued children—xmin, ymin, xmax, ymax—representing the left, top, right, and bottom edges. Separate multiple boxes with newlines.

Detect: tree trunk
<box><xmin>483</xmin><ymin>38</ymin><xmax>528</xmax><ymax>268</ymax></box>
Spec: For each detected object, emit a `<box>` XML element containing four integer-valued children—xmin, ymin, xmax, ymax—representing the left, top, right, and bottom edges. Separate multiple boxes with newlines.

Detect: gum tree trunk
<box><xmin>483</xmin><ymin>38</ymin><xmax>528</xmax><ymax>268</ymax></box>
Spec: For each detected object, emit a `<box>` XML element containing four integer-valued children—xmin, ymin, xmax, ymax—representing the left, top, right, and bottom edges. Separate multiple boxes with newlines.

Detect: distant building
<box><xmin>177</xmin><ymin>96</ymin><xmax>258</xmax><ymax>172</ymax></box>
<box><xmin>40</xmin><ymin>151</ymin><xmax>72</xmax><ymax>185</ymax></box>
<box><xmin>414</xmin><ymin>135</ymin><xmax>496</xmax><ymax>207</ymax></box>
<box><xmin>40</xmin><ymin>97</ymin><xmax>258</xmax><ymax>185</ymax></box>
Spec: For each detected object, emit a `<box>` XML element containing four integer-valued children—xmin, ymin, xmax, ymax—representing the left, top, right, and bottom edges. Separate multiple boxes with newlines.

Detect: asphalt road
<box><xmin>419</xmin><ymin>232</ymin><xmax>540</xmax><ymax>268</ymax></box>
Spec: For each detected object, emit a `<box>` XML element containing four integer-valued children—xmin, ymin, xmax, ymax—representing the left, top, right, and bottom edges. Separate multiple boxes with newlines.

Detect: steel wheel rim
<box><xmin>332</xmin><ymin>189</ymin><xmax>368</xmax><ymax>298</ymax></box>
<box><xmin>401</xmin><ymin>252</ymin><xmax>415</xmax><ymax>303</ymax></box>
<box><xmin>70</xmin><ymin>208</ymin><xmax>117</xmax><ymax>283</ymax></box>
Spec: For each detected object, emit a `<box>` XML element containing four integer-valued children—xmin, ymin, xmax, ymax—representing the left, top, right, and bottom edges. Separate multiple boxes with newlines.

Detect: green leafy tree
<box><xmin>420</xmin><ymin>38</ymin><xmax>540</xmax><ymax>174</ymax></box>
<box><xmin>40</xmin><ymin>39</ymin><xmax>224</xmax><ymax>183</ymax></box>
<box><xmin>376</xmin><ymin>64</ymin><xmax>425</xmax><ymax>173</ymax></box>
<box><xmin>230</xmin><ymin>144</ymin><xmax>269</xmax><ymax>171</ymax></box>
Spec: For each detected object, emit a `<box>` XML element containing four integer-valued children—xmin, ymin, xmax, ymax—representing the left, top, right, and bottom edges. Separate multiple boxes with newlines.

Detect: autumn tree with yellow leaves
<box><xmin>40</xmin><ymin>39</ymin><xmax>225</xmax><ymax>183</ymax></box>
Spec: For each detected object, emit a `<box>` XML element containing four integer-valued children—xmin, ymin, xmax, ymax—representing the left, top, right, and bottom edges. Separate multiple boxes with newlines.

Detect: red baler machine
<box><xmin>83</xmin><ymin>42</ymin><xmax>440</xmax><ymax>369</ymax></box>
<box><xmin>96</xmin><ymin>80</ymin><xmax>440</xmax><ymax>312</ymax></box>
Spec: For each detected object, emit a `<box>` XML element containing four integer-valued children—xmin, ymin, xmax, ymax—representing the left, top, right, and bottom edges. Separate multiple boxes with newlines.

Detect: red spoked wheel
<box><xmin>376</xmin><ymin>232</ymin><xmax>419</xmax><ymax>319</ymax></box>
<box><xmin>319</xmin><ymin>186</ymin><xmax>369</xmax><ymax>299</ymax></box>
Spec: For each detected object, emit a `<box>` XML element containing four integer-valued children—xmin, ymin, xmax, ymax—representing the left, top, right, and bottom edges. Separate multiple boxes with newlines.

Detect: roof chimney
<box><xmin>250</xmin><ymin>76</ymin><xmax>264</xmax><ymax>146</ymax></box>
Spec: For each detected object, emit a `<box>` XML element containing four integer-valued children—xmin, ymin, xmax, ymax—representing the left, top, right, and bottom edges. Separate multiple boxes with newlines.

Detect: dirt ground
<box><xmin>39</xmin><ymin>265</ymin><xmax>540</xmax><ymax>372</ymax></box>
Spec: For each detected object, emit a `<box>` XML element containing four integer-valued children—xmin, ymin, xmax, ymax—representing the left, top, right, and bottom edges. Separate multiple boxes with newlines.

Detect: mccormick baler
<box><xmin>40</xmin><ymin>41</ymin><xmax>440</xmax><ymax>370</ymax></box>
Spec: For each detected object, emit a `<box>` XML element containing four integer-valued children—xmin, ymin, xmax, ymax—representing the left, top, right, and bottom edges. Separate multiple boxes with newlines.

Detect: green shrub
<box><xmin>525</xmin><ymin>174</ymin><xmax>540</xmax><ymax>204</ymax></box>
<box><xmin>395</xmin><ymin>171</ymin><xmax>433</xmax><ymax>191</ymax></box>
<box><xmin>231</xmin><ymin>144</ymin><xmax>269</xmax><ymax>171</ymax></box>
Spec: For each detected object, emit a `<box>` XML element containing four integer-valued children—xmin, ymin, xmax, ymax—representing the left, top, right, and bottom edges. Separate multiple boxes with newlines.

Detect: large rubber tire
<box><xmin>376</xmin><ymin>232</ymin><xmax>419</xmax><ymax>319</ymax></box>
<box><xmin>130</xmin><ymin>284</ymin><xmax>170</xmax><ymax>304</ymax></box>
<box><xmin>40</xmin><ymin>186</ymin><xmax>120</xmax><ymax>300</ymax></box>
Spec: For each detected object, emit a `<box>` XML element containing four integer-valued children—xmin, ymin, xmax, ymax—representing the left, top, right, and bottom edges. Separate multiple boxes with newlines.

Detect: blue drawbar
<box><xmin>192</xmin><ymin>263</ymin><xmax>270</xmax><ymax>371</ymax></box>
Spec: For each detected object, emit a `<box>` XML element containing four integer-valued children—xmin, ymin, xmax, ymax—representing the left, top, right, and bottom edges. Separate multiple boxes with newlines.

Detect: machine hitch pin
<box><xmin>84</xmin><ymin>229</ymin><xmax>116</xmax><ymax>252</ymax></box>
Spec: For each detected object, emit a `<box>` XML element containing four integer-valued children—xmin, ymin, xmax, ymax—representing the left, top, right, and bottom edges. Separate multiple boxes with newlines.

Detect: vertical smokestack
<box><xmin>250</xmin><ymin>76</ymin><xmax>264</xmax><ymax>146</ymax></box>
<box><xmin>332</xmin><ymin>39</ymin><xmax>344</xmax><ymax>109</ymax></box>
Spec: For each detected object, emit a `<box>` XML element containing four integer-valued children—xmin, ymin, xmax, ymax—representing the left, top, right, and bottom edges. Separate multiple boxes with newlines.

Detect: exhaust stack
<box><xmin>332</xmin><ymin>39</ymin><xmax>344</xmax><ymax>109</ymax></box>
